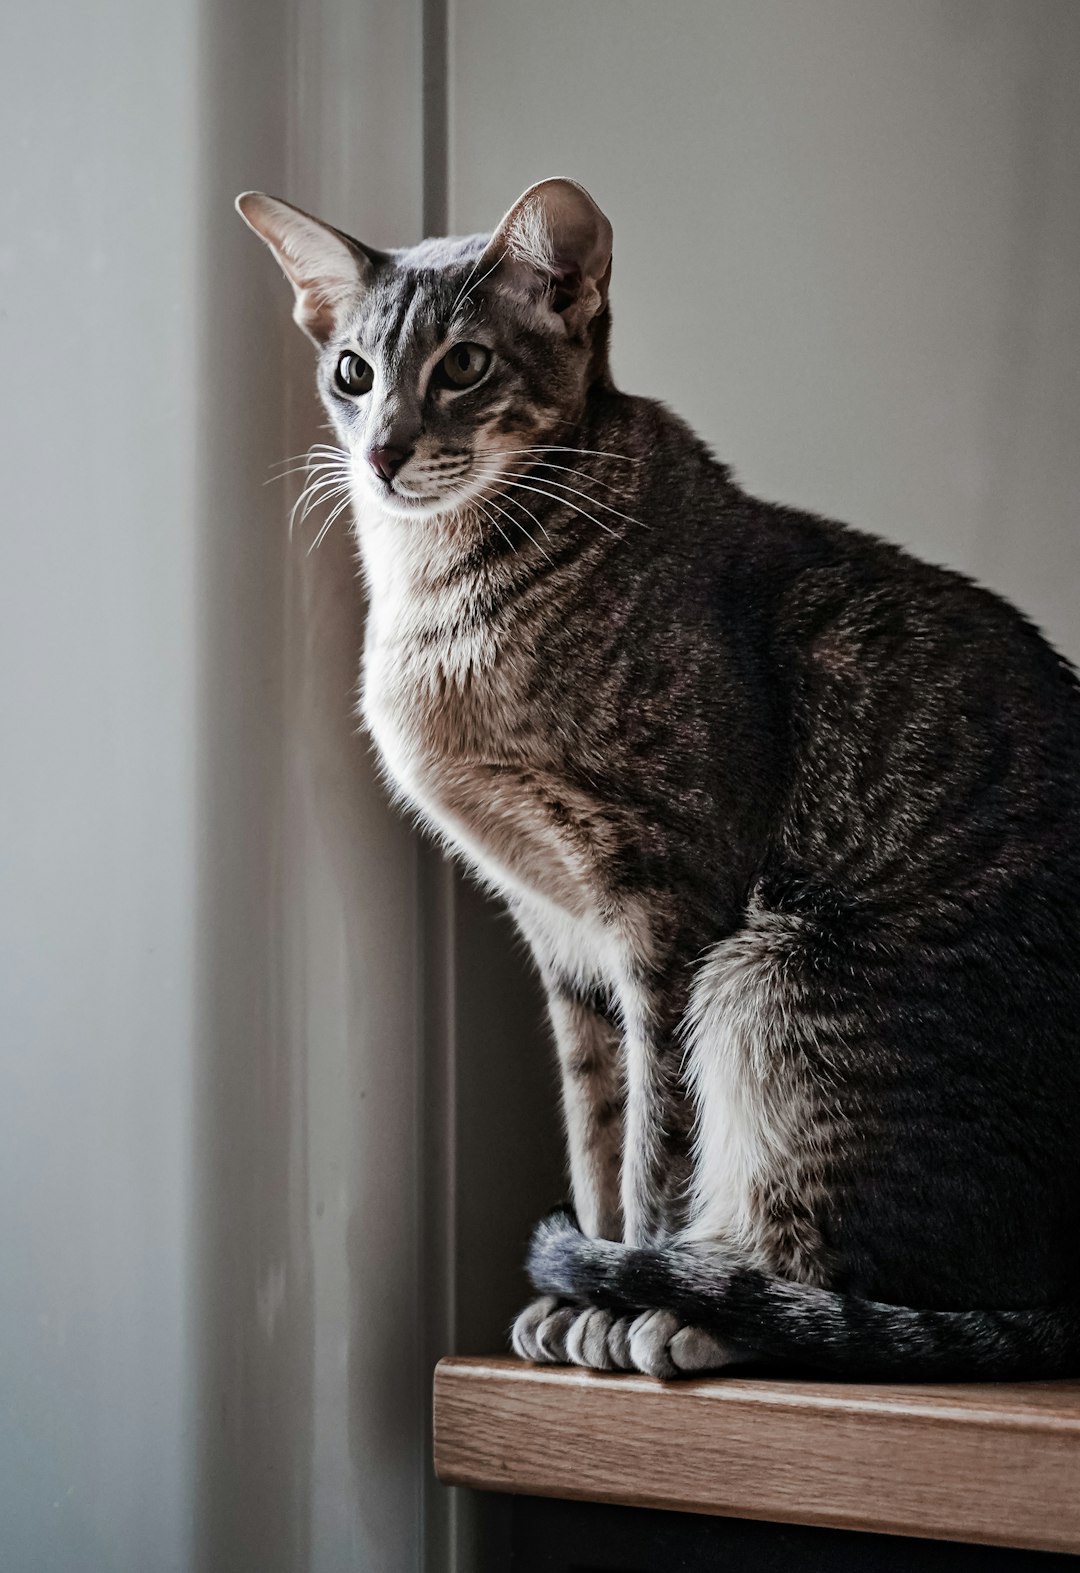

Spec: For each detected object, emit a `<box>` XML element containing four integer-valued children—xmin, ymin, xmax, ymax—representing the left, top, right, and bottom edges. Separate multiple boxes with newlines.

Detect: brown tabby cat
<box><xmin>238</xmin><ymin>178</ymin><xmax>1080</xmax><ymax>1379</ymax></box>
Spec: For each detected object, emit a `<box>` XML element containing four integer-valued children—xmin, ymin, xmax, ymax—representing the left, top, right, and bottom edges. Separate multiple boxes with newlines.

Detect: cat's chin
<box><xmin>359</xmin><ymin>476</ymin><xmax>492</xmax><ymax>524</ymax></box>
<box><xmin>376</xmin><ymin>492</ymin><xmax>468</xmax><ymax>523</ymax></box>
<box><xmin>353</xmin><ymin>481</ymin><xmax>457</xmax><ymax>523</ymax></box>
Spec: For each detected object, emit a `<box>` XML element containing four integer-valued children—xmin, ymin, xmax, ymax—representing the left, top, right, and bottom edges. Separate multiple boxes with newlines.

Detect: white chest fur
<box><xmin>356</xmin><ymin>502</ymin><xmax>610</xmax><ymax>929</ymax></box>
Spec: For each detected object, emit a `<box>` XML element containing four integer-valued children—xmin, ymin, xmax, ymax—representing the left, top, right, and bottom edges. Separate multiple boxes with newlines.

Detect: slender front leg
<box><xmin>515</xmin><ymin>968</ymin><xmax>699</xmax><ymax>1370</ymax></box>
<box><xmin>617</xmin><ymin>970</ymin><xmax>693</xmax><ymax>1247</ymax></box>
<box><xmin>544</xmin><ymin>982</ymin><xmax>623</xmax><ymax>1241</ymax></box>
<box><xmin>511</xmin><ymin>974</ymin><xmax>624</xmax><ymax>1367</ymax></box>
<box><xmin>510</xmin><ymin>905</ymin><xmax>624</xmax><ymax>1365</ymax></box>
<box><xmin>618</xmin><ymin>984</ymin><xmax>668</xmax><ymax>1246</ymax></box>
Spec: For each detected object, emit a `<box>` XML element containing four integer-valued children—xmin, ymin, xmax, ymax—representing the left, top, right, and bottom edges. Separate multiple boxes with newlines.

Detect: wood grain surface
<box><xmin>433</xmin><ymin>1356</ymin><xmax>1080</xmax><ymax>1554</ymax></box>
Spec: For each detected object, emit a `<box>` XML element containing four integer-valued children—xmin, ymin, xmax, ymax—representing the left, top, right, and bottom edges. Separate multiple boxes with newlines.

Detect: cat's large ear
<box><xmin>235</xmin><ymin>192</ymin><xmax>383</xmax><ymax>344</ymax></box>
<box><xmin>480</xmin><ymin>178</ymin><xmax>612</xmax><ymax>334</ymax></box>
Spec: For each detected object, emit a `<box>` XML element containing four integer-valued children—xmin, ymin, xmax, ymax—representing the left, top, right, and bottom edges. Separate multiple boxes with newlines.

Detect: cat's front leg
<box><xmin>543</xmin><ymin>983</ymin><xmax>623</xmax><ymax>1240</ymax></box>
<box><xmin>511</xmin><ymin>956</ymin><xmax>624</xmax><ymax>1365</ymax></box>
<box><xmin>513</xmin><ymin>904</ymin><xmax>625</xmax><ymax>1241</ymax></box>
<box><xmin>617</xmin><ymin>974</ymin><xmax>687</xmax><ymax>1246</ymax></box>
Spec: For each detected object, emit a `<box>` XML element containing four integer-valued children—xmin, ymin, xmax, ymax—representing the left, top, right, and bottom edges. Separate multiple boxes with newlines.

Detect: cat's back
<box><xmin>622</xmin><ymin>396</ymin><xmax>1080</xmax><ymax>762</ymax></box>
<box><xmin>600</xmin><ymin>390</ymin><xmax>1080</xmax><ymax>904</ymax></box>
<box><xmin>724</xmin><ymin>492</ymin><xmax>1080</xmax><ymax>916</ymax></box>
<box><xmin>750</xmin><ymin>494</ymin><xmax>1080</xmax><ymax>779</ymax></box>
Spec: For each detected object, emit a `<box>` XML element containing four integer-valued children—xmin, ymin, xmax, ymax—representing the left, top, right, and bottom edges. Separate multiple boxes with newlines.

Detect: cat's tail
<box><xmin>526</xmin><ymin>1208</ymin><xmax>1080</xmax><ymax>1379</ymax></box>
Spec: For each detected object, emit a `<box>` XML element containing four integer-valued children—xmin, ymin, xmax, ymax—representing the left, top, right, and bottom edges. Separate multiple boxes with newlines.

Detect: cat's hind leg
<box><xmin>679</xmin><ymin>917</ymin><xmax>828</xmax><ymax>1283</ymax></box>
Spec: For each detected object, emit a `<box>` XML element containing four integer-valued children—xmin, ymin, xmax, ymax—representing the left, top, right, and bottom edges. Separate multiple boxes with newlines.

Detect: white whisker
<box><xmin>500</xmin><ymin>489</ymin><xmax>553</xmax><ymax>543</ymax></box>
<box><xmin>501</xmin><ymin>458</ymin><xmax>627</xmax><ymax>496</ymax></box>
<box><xmin>482</xmin><ymin>492</ymin><xmax>554</xmax><ymax>565</ymax></box>
<box><xmin>290</xmin><ymin>475</ymin><xmax>346</xmax><ymax>518</ymax></box>
<box><xmin>268</xmin><ymin>443</ymin><xmax>349</xmax><ymax>472</ymax></box>
<box><xmin>289</xmin><ymin>476</ymin><xmax>351</xmax><ymax>538</ymax></box>
<box><xmin>451</xmin><ymin>245</ymin><xmax>508</xmax><ymax>318</ymax></box>
<box><xmin>266</xmin><ymin>457</ymin><xmax>350</xmax><ymax>486</ymax></box>
<box><xmin>471</xmin><ymin>493</ymin><xmax>519</xmax><ymax>559</ymax></box>
<box><xmin>307</xmin><ymin>491</ymin><xmax>355</xmax><ymax>554</ymax></box>
<box><xmin>449</xmin><ymin>254</ymin><xmax>486</xmax><ymax>319</ymax></box>
<box><xmin>487</xmin><ymin>476</ymin><xmax>621</xmax><ymax>538</ymax></box>
<box><xmin>303</xmin><ymin>483</ymin><xmax>351</xmax><ymax>523</ymax></box>
<box><xmin>266</xmin><ymin>442</ymin><xmax>354</xmax><ymax>539</ymax></box>
<box><xmin>484</xmin><ymin>468</ymin><xmax>644</xmax><ymax>531</ymax></box>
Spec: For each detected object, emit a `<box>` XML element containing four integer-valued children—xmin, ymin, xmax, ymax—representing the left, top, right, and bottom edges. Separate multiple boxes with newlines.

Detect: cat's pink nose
<box><xmin>367</xmin><ymin>445</ymin><xmax>409</xmax><ymax>482</ymax></box>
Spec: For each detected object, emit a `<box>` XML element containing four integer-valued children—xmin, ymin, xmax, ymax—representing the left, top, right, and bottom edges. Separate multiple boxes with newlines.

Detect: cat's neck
<box><xmin>350</xmin><ymin>383</ymin><xmax>724</xmax><ymax>646</ymax></box>
<box><xmin>351</xmin><ymin>485</ymin><xmax>477</xmax><ymax>602</ymax></box>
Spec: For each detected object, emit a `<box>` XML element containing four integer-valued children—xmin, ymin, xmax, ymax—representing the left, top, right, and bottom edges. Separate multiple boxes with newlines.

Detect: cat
<box><xmin>238</xmin><ymin>177</ymin><xmax>1080</xmax><ymax>1380</ymax></box>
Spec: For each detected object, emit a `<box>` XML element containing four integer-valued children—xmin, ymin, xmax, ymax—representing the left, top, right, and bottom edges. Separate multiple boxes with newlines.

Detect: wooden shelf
<box><xmin>433</xmin><ymin>1356</ymin><xmax>1080</xmax><ymax>1556</ymax></box>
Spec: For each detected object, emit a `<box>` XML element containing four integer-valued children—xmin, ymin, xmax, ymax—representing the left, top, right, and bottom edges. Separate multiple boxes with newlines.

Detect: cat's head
<box><xmin>236</xmin><ymin>179</ymin><xmax>613</xmax><ymax>520</ymax></box>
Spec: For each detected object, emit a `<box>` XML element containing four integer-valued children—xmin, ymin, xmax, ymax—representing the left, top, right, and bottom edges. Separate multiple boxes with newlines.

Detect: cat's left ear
<box><xmin>481</xmin><ymin>178</ymin><xmax>612</xmax><ymax>334</ymax></box>
<box><xmin>235</xmin><ymin>192</ymin><xmax>384</xmax><ymax>344</ymax></box>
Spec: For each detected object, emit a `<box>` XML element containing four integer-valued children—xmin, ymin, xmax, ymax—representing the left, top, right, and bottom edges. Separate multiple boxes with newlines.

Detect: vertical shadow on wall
<box><xmin>426</xmin><ymin>876</ymin><xmax>566</xmax><ymax>1573</ymax></box>
<box><xmin>451</xmin><ymin>882</ymin><xmax>564</xmax><ymax>1359</ymax></box>
<box><xmin>192</xmin><ymin>3</ymin><xmax>315</xmax><ymax>1570</ymax></box>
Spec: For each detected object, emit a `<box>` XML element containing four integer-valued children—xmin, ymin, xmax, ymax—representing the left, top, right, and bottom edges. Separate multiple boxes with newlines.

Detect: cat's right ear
<box><xmin>235</xmin><ymin>192</ymin><xmax>382</xmax><ymax>345</ymax></box>
<box><xmin>480</xmin><ymin>178</ymin><xmax>613</xmax><ymax>336</ymax></box>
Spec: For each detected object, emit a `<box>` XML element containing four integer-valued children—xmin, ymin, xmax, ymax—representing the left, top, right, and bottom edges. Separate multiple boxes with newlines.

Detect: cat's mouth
<box><xmin>392</xmin><ymin>486</ymin><xmax>448</xmax><ymax>505</ymax></box>
<box><xmin>365</xmin><ymin>457</ymin><xmax>484</xmax><ymax>519</ymax></box>
<box><xmin>360</xmin><ymin>445</ymin><xmax>539</xmax><ymax>521</ymax></box>
<box><xmin>366</xmin><ymin>477</ymin><xmax>475</xmax><ymax>521</ymax></box>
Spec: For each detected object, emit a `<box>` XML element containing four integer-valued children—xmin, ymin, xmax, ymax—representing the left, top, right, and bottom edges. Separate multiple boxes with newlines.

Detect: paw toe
<box><xmin>510</xmin><ymin>1295</ymin><xmax>560</xmax><ymax>1362</ymax></box>
<box><xmin>566</xmin><ymin>1307</ymin><xmax>615</xmax><ymax>1370</ymax></box>
<box><xmin>606</xmin><ymin>1315</ymin><xmax>635</xmax><ymax>1369</ymax></box>
<box><xmin>535</xmin><ymin>1304</ymin><xmax>577</xmax><ymax>1363</ymax></box>
<box><xmin>668</xmin><ymin>1325</ymin><xmax>743</xmax><ymax>1374</ymax></box>
<box><xmin>628</xmin><ymin>1309</ymin><xmax>680</xmax><ymax>1379</ymax></box>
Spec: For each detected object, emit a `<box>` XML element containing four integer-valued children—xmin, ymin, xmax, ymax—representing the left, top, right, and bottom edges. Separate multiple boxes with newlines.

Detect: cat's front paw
<box><xmin>511</xmin><ymin>1296</ymin><xmax>747</xmax><ymax>1377</ymax></box>
<box><xmin>511</xmin><ymin>1299</ymin><xmax>632</xmax><ymax>1371</ymax></box>
<box><xmin>627</xmin><ymin>1309</ymin><xmax>747</xmax><ymax>1379</ymax></box>
<box><xmin>562</xmin><ymin>1307</ymin><xmax>656</xmax><ymax>1371</ymax></box>
<box><xmin>564</xmin><ymin>1306</ymin><xmax>622</xmax><ymax>1370</ymax></box>
<box><xmin>514</xmin><ymin>1303</ymin><xmax>633</xmax><ymax>1372</ymax></box>
<box><xmin>511</xmin><ymin>1295</ymin><xmax>580</xmax><ymax>1364</ymax></box>
<box><xmin>559</xmin><ymin>1306</ymin><xmax>741</xmax><ymax>1375</ymax></box>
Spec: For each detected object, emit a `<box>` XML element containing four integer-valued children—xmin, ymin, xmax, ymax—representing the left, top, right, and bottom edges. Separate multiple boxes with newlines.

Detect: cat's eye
<box><xmin>435</xmin><ymin>342</ymin><xmax>491</xmax><ymax>390</ymax></box>
<box><xmin>335</xmin><ymin>352</ymin><xmax>374</xmax><ymax>396</ymax></box>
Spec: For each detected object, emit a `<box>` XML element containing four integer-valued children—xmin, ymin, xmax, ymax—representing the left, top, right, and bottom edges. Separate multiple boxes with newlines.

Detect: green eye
<box><xmin>437</xmin><ymin>342</ymin><xmax>491</xmax><ymax>389</ymax></box>
<box><xmin>335</xmin><ymin>352</ymin><xmax>374</xmax><ymax>396</ymax></box>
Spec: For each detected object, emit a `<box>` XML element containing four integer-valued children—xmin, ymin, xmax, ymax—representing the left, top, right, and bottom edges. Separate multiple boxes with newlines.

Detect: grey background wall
<box><xmin>1</xmin><ymin>3</ymin><xmax>1078</xmax><ymax>1572</ymax></box>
